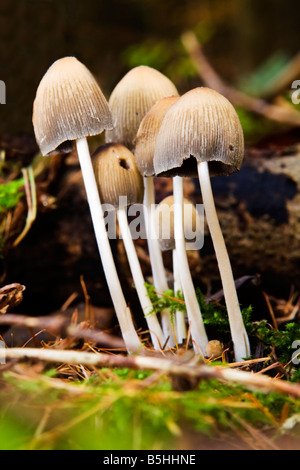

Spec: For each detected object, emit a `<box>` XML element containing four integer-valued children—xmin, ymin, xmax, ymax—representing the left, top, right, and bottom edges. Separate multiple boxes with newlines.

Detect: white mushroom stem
<box><xmin>143</xmin><ymin>176</ymin><xmax>176</xmax><ymax>347</ymax></box>
<box><xmin>75</xmin><ymin>137</ymin><xmax>143</xmax><ymax>353</ymax></box>
<box><xmin>173</xmin><ymin>176</ymin><xmax>208</xmax><ymax>354</ymax></box>
<box><xmin>116</xmin><ymin>206</ymin><xmax>165</xmax><ymax>350</ymax></box>
<box><xmin>172</xmin><ymin>248</ymin><xmax>187</xmax><ymax>344</ymax></box>
<box><xmin>197</xmin><ymin>161</ymin><xmax>251</xmax><ymax>362</ymax></box>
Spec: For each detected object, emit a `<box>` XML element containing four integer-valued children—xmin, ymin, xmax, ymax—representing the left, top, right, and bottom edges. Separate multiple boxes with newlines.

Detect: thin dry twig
<box><xmin>262</xmin><ymin>290</ymin><xmax>279</xmax><ymax>330</ymax></box>
<box><xmin>0</xmin><ymin>313</ymin><xmax>126</xmax><ymax>350</ymax></box>
<box><xmin>3</xmin><ymin>347</ymin><xmax>300</xmax><ymax>398</ymax></box>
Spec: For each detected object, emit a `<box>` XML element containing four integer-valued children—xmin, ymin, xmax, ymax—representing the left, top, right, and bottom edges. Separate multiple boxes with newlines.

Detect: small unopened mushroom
<box><xmin>154</xmin><ymin>87</ymin><xmax>251</xmax><ymax>361</ymax></box>
<box><xmin>105</xmin><ymin>68</ymin><xmax>179</xmax><ymax>346</ymax></box>
<box><xmin>155</xmin><ymin>195</ymin><xmax>205</xmax><ymax>345</ymax></box>
<box><xmin>205</xmin><ymin>340</ymin><xmax>224</xmax><ymax>359</ymax></box>
<box><xmin>92</xmin><ymin>143</ymin><xmax>165</xmax><ymax>350</ymax></box>
<box><xmin>32</xmin><ymin>57</ymin><xmax>143</xmax><ymax>353</ymax></box>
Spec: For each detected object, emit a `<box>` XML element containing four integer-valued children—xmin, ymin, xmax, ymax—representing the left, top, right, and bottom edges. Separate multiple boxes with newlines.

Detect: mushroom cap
<box><xmin>154</xmin><ymin>87</ymin><xmax>244</xmax><ymax>177</ymax></box>
<box><xmin>92</xmin><ymin>143</ymin><xmax>144</xmax><ymax>209</ymax></box>
<box><xmin>155</xmin><ymin>195</ymin><xmax>202</xmax><ymax>251</ymax></box>
<box><xmin>33</xmin><ymin>57</ymin><xmax>113</xmax><ymax>156</ymax></box>
<box><xmin>134</xmin><ymin>95</ymin><xmax>179</xmax><ymax>177</ymax></box>
<box><xmin>205</xmin><ymin>340</ymin><xmax>224</xmax><ymax>359</ymax></box>
<box><xmin>105</xmin><ymin>66</ymin><xmax>179</xmax><ymax>149</ymax></box>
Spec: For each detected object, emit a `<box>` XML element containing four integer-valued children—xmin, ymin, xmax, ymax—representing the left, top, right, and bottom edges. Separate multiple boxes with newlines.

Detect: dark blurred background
<box><xmin>1</xmin><ymin>0</ymin><xmax>300</xmax><ymax>136</ymax></box>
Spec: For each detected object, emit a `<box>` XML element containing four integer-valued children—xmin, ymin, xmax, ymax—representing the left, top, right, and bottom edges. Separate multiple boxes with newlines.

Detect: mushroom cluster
<box><xmin>32</xmin><ymin>57</ymin><xmax>251</xmax><ymax>361</ymax></box>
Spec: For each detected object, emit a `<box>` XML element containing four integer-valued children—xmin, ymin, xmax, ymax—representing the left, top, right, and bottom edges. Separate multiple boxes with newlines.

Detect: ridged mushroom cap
<box><xmin>155</xmin><ymin>195</ymin><xmax>202</xmax><ymax>251</ymax></box>
<box><xmin>92</xmin><ymin>143</ymin><xmax>144</xmax><ymax>209</ymax></box>
<box><xmin>33</xmin><ymin>57</ymin><xmax>113</xmax><ymax>156</ymax></box>
<box><xmin>154</xmin><ymin>87</ymin><xmax>244</xmax><ymax>177</ymax></box>
<box><xmin>105</xmin><ymin>66</ymin><xmax>179</xmax><ymax>149</ymax></box>
<box><xmin>134</xmin><ymin>96</ymin><xmax>179</xmax><ymax>177</ymax></box>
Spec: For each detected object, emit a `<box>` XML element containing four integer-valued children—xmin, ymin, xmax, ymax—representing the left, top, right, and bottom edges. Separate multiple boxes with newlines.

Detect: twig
<box><xmin>4</xmin><ymin>347</ymin><xmax>300</xmax><ymax>398</ymax></box>
<box><xmin>181</xmin><ymin>30</ymin><xmax>300</xmax><ymax>127</ymax></box>
<box><xmin>262</xmin><ymin>290</ymin><xmax>278</xmax><ymax>329</ymax></box>
<box><xmin>13</xmin><ymin>165</ymin><xmax>37</xmax><ymax>246</ymax></box>
<box><xmin>207</xmin><ymin>275</ymin><xmax>259</xmax><ymax>302</ymax></box>
<box><xmin>80</xmin><ymin>275</ymin><xmax>93</xmax><ymax>324</ymax></box>
<box><xmin>0</xmin><ymin>313</ymin><xmax>126</xmax><ymax>350</ymax></box>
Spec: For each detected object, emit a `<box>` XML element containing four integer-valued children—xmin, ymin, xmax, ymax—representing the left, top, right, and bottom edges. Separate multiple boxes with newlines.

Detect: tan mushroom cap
<box><xmin>154</xmin><ymin>87</ymin><xmax>244</xmax><ymax>177</ymax></box>
<box><xmin>33</xmin><ymin>57</ymin><xmax>113</xmax><ymax>156</ymax></box>
<box><xmin>205</xmin><ymin>340</ymin><xmax>224</xmax><ymax>359</ymax></box>
<box><xmin>92</xmin><ymin>143</ymin><xmax>144</xmax><ymax>209</ymax></box>
<box><xmin>134</xmin><ymin>95</ymin><xmax>179</xmax><ymax>177</ymax></box>
<box><xmin>105</xmin><ymin>66</ymin><xmax>179</xmax><ymax>149</ymax></box>
<box><xmin>155</xmin><ymin>195</ymin><xmax>202</xmax><ymax>251</ymax></box>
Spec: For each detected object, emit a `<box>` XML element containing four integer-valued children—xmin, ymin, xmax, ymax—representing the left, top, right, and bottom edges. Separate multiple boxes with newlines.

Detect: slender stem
<box><xmin>173</xmin><ymin>176</ymin><xmax>208</xmax><ymax>354</ymax></box>
<box><xmin>197</xmin><ymin>161</ymin><xmax>251</xmax><ymax>361</ymax></box>
<box><xmin>143</xmin><ymin>176</ymin><xmax>176</xmax><ymax>347</ymax></box>
<box><xmin>75</xmin><ymin>138</ymin><xmax>143</xmax><ymax>353</ymax></box>
<box><xmin>117</xmin><ymin>206</ymin><xmax>165</xmax><ymax>350</ymax></box>
<box><xmin>172</xmin><ymin>248</ymin><xmax>187</xmax><ymax>344</ymax></box>
<box><xmin>143</xmin><ymin>176</ymin><xmax>168</xmax><ymax>290</ymax></box>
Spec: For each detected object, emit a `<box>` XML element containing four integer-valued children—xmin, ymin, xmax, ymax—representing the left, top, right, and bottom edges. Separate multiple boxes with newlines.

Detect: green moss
<box><xmin>0</xmin><ymin>177</ymin><xmax>24</xmax><ymax>212</ymax></box>
<box><xmin>1</xmin><ymin>365</ymin><xmax>299</xmax><ymax>450</ymax></box>
<box><xmin>145</xmin><ymin>282</ymin><xmax>300</xmax><ymax>376</ymax></box>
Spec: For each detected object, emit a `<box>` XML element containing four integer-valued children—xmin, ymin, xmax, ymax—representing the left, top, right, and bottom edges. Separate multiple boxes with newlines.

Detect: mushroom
<box><xmin>92</xmin><ymin>143</ymin><xmax>165</xmax><ymax>350</ymax></box>
<box><xmin>105</xmin><ymin>67</ymin><xmax>179</xmax><ymax>346</ymax></box>
<box><xmin>105</xmin><ymin>65</ymin><xmax>179</xmax><ymax>149</ymax></box>
<box><xmin>154</xmin><ymin>87</ymin><xmax>251</xmax><ymax>362</ymax></box>
<box><xmin>134</xmin><ymin>96</ymin><xmax>180</xmax><ymax>345</ymax></box>
<box><xmin>32</xmin><ymin>57</ymin><xmax>143</xmax><ymax>353</ymax></box>
<box><xmin>155</xmin><ymin>195</ymin><xmax>204</xmax><ymax>345</ymax></box>
<box><xmin>205</xmin><ymin>340</ymin><xmax>224</xmax><ymax>359</ymax></box>
<box><xmin>153</xmin><ymin>188</ymin><xmax>208</xmax><ymax>354</ymax></box>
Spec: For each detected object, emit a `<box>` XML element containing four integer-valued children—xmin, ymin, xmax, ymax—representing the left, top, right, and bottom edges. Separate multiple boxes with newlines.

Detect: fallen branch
<box><xmin>3</xmin><ymin>347</ymin><xmax>300</xmax><ymax>398</ymax></box>
<box><xmin>181</xmin><ymin>30</ymin><xmax>300</xmax><ymax>127</ymax></box>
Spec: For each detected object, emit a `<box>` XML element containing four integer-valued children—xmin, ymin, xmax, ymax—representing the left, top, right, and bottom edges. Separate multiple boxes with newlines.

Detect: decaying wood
<box><xmin>193</xmin><ymin>145</ymin><xmax>300</xmax><ymax>297</ymax></box>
